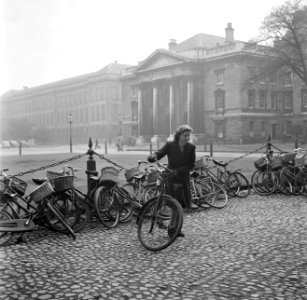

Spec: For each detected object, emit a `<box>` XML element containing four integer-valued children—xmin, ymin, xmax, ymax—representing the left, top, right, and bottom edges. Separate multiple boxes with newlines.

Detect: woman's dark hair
<box><xmin>174</xmin><ymin>124</ymin><xmax>193</xmax><ymax>143</ymax></box>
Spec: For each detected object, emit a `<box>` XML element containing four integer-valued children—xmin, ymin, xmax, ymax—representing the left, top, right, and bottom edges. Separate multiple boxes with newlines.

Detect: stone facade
<box><xmin>0</xmin><ymin>62</ymin><xmax>131</xmax><ymax>144</ymax></box>
<box><xmin>121</xmin><ymin>24</ymin><xmax>307</xmax><ymax>144</ymax></box>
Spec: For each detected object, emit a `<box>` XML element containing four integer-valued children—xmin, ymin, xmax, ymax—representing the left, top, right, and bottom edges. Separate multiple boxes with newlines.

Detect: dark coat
<box><xmin>149</xmin><ymin>141</ymin><xmax>196</xmax><ymax>207</ymax></box>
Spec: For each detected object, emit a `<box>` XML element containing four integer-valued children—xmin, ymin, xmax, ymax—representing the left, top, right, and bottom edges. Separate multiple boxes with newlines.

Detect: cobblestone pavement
<box><xmin>0</xmin><ymin>194</ymin><xmax>306</xmax><ymax>300</ymax></box>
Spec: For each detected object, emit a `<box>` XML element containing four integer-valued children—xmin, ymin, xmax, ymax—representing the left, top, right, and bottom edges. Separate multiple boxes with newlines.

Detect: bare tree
<box><xmin>250</xmin><ymin>0</ymin><xmax>307</xmax><ymax>84</ymax></box>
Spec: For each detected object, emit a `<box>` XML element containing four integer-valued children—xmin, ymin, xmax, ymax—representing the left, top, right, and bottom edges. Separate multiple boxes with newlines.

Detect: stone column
<box><xmin>137</xmin><ymin>88</ymin><xmax>142</xmax><ymax>138</ymax></box>
<box><xmin>169</xmin><ymin>83</ymin><xmax>175</xmax><ymax>136</ymax></box>
<box><xmin>152</xmin><ymin>84</ymin><xmax>158</xmax><ymax>136</ymax></box>
<box><xmin>187</xmin><ymin>80</ymin><xmax>194</xmax><ymax>126</ymax></box>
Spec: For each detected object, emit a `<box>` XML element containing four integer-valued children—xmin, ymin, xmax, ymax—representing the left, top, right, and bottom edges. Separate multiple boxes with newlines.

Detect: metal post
<box><xmin>68</xmin><ymin>113</ymin><xmax>73</xmax><ymax>153</ymax></box>
<box><xmin>294</xmin><ymin>137</ymin><xmax>298</xmax><ymax>149</ymax></box>
<box><xmin>85</xmin><ymin>138</ymin><xmax>98</xmax><ymax>194</ymax></box>
<box><xmin>149</xmin><ymin>138</ymin><xmax>153</xmax><ymax>155</ymax></box>
<box><xmin>19</xmin><ymin>141</ymin><xmax>22</xmax><ymax>156</ymax></box>
<box><xmin>209</xmin><ymin>140</ymin><xmax>213</xmax><ymax>157</ymax></box>
<box><xmin>105</xmin><ymin>140</ymin><xmax>108</xmax><ymax>155</ymax></box>
<box><xmin>267</xmin><ymin>135</ymin><xmax>272</xmax><ymax>152</ymax></box>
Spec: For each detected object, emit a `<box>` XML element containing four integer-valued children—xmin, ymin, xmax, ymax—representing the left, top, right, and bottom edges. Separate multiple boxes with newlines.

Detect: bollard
<box><xmin>267</xmin><ymin>135</ymin><xmax>272</xmax><ymax>152</ymax></box>
<box><xmin>149</xmin><ymin>139</ymin><xmax>153</xmax><ymax>155</ymax></box>
<box><xmin>19</xmin><ymin>141</ymin><xmax>22</xmax><ymax>156</ymax></box>
<box><xmin>294</xmin><ymin>137</ymin><xmax>298</xmax><ymax>149</ymax></box>
<box><xmin>209</xmin><ymin>140</ymin><xmax>213</xmax><ymax>157</ymax></box>
<box><xmin>85</xmin><ymin>138</ymin><xmax>98</xmax><ymax>194</ymax></box>
<box><xmin>105</xmin><ymin>140</ymin><xmax>108</xmax><ymax>154</ymax></box>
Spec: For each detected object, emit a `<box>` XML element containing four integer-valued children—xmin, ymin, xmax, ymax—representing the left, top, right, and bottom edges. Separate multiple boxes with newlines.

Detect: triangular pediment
<box><xmin>137</xmin><ymin>49</ymin><xmax>189</xmax><ymax>72</ymax></box>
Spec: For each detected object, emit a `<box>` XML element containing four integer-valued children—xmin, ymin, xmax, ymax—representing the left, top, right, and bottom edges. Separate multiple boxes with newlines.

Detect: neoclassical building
<box><xmin>121</xmin><ymin>23</ymin><xmax>307</xmax><ymax>144</ymax></box>
<box><xmin>2</xmin><ymin>24</ymin><xmax>307</xmax><ymax>145</ymax></box>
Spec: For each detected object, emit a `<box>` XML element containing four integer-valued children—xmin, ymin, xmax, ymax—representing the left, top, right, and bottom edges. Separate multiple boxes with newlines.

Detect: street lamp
<box><xmin>118</xmin><ymin>113</ymin><xmax>123</xmax><ymax>136</ymax></box>
<box><xmin>68</xmin><ymin>113</ymin><xmax>73</xmax><ymax>153</ymax></box>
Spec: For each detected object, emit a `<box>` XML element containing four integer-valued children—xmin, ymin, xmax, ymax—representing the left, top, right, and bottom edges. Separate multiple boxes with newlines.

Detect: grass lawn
<box><xmin>0</xmin><ymin>152</ymin><xmax>257</xmax><ymax>194</ymax></box>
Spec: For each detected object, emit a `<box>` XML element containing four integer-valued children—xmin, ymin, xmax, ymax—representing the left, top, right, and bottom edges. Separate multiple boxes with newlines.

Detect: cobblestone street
<box><xmin>0</xmin><ymin>194</ymin><xmax>306</xmax><ymax>300</ymax></box>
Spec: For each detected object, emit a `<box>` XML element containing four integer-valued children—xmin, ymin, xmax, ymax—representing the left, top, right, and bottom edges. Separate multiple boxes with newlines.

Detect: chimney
<box><xmin>225</xmin><ymin>23</ymin><xmax>234</xmax><ymax>43</ymax></box>
<box><xmin>168</xmin><ymin>39</ymin><xmax>177</xmax><ymax>50</ymax></box>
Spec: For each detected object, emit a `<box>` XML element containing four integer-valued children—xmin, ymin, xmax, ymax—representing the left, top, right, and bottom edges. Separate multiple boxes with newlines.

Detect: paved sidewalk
<box><xmin>0</xmin><ymin>194</ymin><xmax>306</xmax><ymax>300</ymax></box>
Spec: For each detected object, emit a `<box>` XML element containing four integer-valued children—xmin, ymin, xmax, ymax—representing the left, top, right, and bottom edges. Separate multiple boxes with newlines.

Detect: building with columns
<box><xmin>121</xmin><ymin>23</ymin><xmax>307</xmax><ymax>144</ymax></box>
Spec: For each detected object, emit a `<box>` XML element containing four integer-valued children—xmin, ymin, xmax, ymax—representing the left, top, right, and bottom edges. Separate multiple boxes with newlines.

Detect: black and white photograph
<box><xmin>0</xmin><ymin>0</ymin><xmax>307</xmax><ymax>299</ymax></box>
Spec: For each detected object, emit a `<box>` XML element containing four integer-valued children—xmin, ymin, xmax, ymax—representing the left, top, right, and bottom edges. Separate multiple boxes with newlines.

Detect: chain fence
<box><xmin>11</xmin><ymin>153</ymin><xmax>87</xmax><ymax>177</ymax></box>
<box><xmin>9</xmin><ymin>140</ymin><xmax>290</xmax><ymax>178</ymax></box>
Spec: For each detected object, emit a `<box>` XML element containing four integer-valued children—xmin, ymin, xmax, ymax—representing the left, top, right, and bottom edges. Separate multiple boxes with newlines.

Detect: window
<box><xmin>248</xmin><ymin>90</ymin><xmax>256</xmax><ymax>109</ymax></box>
<box><xmin>247</xmin><ymin>67</ymin><xmax>256</xmax><ymax>82</ymax></box>
<box><xmin>261</xmin><ymin>121</ymin><xmax>266</xmax><ymax>137</ymax></box>
<box><xmin>285</xmin><ymin>121</ymin><xmax>292</xmax><ymax>135</ymax></box>
<box><xmin>215</xmin><ymin>69</ymin><xmax>224</xmax><ymax>85</ymax></box>
<box><xmin>283</xmin><ymin>72</ymin><xmax>292</xmax><ymax>86</ymax></box>
<box><xmin>271</xmin><ymin>92</ymin><xmax>278</xmax><ymax>109</ymax></box>
<box><xmin>215</xmin><ymin>89</ymin><xmax>225</xmax><ymax>112</ymax></box>
<box><xmin>249</xmin><ymin>121</ymin><xmax>254</xmax><ymax>137</ymax></box>
<box><xmin>302</xmin><ymin>89</ymin><xmax>307</xmax><ymax>108</ymax></box>
<box><xmin>269</xmin><ymin>72</ymin><xmax>277</xmax><ymax>85</ymax></box>
<box><xmin>215</xmin><ymin>122</ymin><xmax>225</xmax><ymax>139</ymax></box>
<box><xmin>259</xmin><ymin>91</ymin><xmax>267</xmax><ymax>109</ymax></box>
<box><xmin>131</xmin><ymin>101</ymin><xmax>138</xmax><ymax>121</ymax></box>
<box><xmin>283</xmin><ymin>91</ymin><xmax>293</xmax><ymax>109</ymax></box>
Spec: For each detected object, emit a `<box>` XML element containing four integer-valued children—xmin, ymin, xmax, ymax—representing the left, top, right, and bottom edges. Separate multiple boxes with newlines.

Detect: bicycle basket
<box><xmin>53</xmin><ymin>176</ymin><xmax>74</xmax><ymax>192</ymax></box>
<box><xmin>295</xmin><ymin>154</ymin><xmax>306</xmax><ymax>167</ymax></box>
<box><xmin>99</xmin><ymin>167</ymin><xmax>119</xmax><ymax>186</ymax></box>
<box><xmin>281</xmin><ymin>153</ymin><xmax>296</xmax><ymax>164</ymax></box>
<box><xmin>29</xmin><ymin>181</ymin><xmax>54</xmax><ymax>203</ymax></box>
<box><xmin>271</xmin><ymin>156</ymin><xmax>283</xmax><ymax>170</ymax></box>
<box><xmin>254</xmin><ymin>157</ymin><xmax>267</xmax><ymax>171</ymax></box>
<box><xmin>9</xmin><ymin>177</ymin><xmax>27</xmax><ymax>196</ymax></box>
<box><xmin>124</xmin><ymin>167</ymin><xmax>139</xmax><ymax>182</ymax></box>
<box><xmin>194</xmin><ymin>158</ymin><xmax>205</xmax><ymax>170</ymax></box>
<box><xmin>147</xmin><ymin>170</ymin><xmax>162</xmax><ymax>185</ymax></box>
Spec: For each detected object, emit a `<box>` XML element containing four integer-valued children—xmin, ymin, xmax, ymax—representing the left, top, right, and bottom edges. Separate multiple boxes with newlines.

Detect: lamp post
<box><xmin>68</xmin><ymin>113</ymin><xmax>73</xmax><ymax>153</ymax></box>
<box><xmin>118</xmin><ymin>113</ymin><xmax>123</xmax><ymax>151</ymax></box>
<box><xmin>118</xmin><ymin>113</ymin><xmax>122</xmax><ymax>136</ymax></box>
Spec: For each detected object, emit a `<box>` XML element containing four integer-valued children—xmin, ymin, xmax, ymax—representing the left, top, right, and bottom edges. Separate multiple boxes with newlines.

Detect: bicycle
<box><xmin>0</xmin><ymin>169</ymin><xmax>76</xmax><ymax>246</ymax></box>
<box><xmin>97</xmin><ymin>159</ymin><xmax>184</xmax><ymax>251</ymax></box>
<box><xmin>33</xmin><ymin>165</ymin><xmax>120</xmax><ymax>231</ymax></box>
<box><xmin>120</xmin><ymin>160</ymin><xmax>160</xmax><ymax>222</ymax></box>
<box><xmin>190</xmin><ymin>158</ymin><xmax>228</xmax><ymax>208</ymax></box>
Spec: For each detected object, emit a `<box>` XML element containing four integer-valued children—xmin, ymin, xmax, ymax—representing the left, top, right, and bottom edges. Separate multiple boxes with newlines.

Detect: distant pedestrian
<box><xmin>95</xmin><ymin>139</ymin><xmax>100</xmax><ymax>149</ymax></box>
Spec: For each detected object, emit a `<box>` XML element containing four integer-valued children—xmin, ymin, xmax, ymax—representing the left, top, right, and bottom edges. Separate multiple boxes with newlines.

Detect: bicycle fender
<box><xmin>135</xmin><ymin>195</ymin><xmax>174</xmax><ymax>225</ymax></box>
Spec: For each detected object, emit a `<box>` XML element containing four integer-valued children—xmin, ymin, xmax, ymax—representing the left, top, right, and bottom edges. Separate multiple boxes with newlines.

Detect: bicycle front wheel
<box><xmin>202</xmin><ymin>182</ymin><xmax>228</xmax><ymax>208</ymax></box>
<box><xmin>94</xmin><ymin>186</ymin><xmax>120</xmax><ymax>228</ymax></box>
<box><xmin>232</xmin><ymin>172</ymin><xmax>250</xmax><ymax>198</ymax></box>
<box><xmin>137</xmin><ymin>196</ymin><xmax>183</xmax><ymax>251</ymax></box>
<box><xmin>0</xmin><ymin>210</ymin><xmax>14</xmax><ymax>246</ymax></box>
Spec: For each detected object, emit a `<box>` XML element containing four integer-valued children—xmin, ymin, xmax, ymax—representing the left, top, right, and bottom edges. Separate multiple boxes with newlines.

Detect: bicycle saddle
<box><xmin>133</xmin><ymin>174</ymin><xmax>146</xmax><ymax>180</ymax></box>
<box><xmin>89</xmin><ymin>176</ymin><xmax>100</xmax><ymax>181</ymax></box>
<box><xmin>212</xmin><ymin>159</ymin><xmax>228</xmax><ymax>167</ymax></box>
<box><xmin>32</xmin><ymin>178</ymin><xmax>47</xmax><ymax>185</ymax></box>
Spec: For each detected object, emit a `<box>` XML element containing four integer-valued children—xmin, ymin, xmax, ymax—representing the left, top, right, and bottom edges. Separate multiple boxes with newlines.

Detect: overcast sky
<box><xmin>0</xmin><ymin>0</ymin><xmax>284</xmax><ymax>96</ymax></box>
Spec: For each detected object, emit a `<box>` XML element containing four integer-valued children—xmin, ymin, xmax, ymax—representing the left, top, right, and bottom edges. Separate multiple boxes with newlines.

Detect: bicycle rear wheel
<box><xmin>45</xmin><ymin>193</ymin><xmax>80</xmax><ymax>233</ymax></box>
<box><xmin>137</xmin><ymin>196</ymin><xmax>183</xmax><ymax>251</ymax></box>
<box><xmin>202</xmin><ymin>182</ymin><xmax>228</xmax><ymax>208</ymax></box>
<box><xmin>94</xmin><ymin>186</ymin><xmax>120</xmax><ymax>228</ymax></box>
<box><xmin>45</xmin><ymin>201</ymin><xmax>76</xmax><ymax>239</ymax></box>
<box><xmin>232</xmin><ymin>172</ymin><xmax>250</xmax><ymax>198</ymax></box>
<box><xmin>0</xmin><ymin>210</ymin><xmax>14</xmax><ymax>246</ymax></box>
<box><xmin>115</xmin><ymin>185</ymin><xmax>134</xmax><ymax>223</ymax></box>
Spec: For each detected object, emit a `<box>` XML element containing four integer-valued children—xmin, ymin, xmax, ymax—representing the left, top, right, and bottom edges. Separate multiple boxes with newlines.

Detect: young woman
<box><xmin>148</xmin><ymin>124</ymin><xmax>198</xmax><ymax>210</ymax></box>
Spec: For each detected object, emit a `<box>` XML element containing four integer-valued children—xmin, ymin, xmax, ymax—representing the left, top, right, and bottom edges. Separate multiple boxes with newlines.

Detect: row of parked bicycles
<box><xmin>0</xmin><ymin>156</ymin><xmax>250</xmax><ymax>251</ymax></box>
<box><xmin>251</xmin><ymin>148</ymin><xmax>307</xmax><ymax>196</ymax></box>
